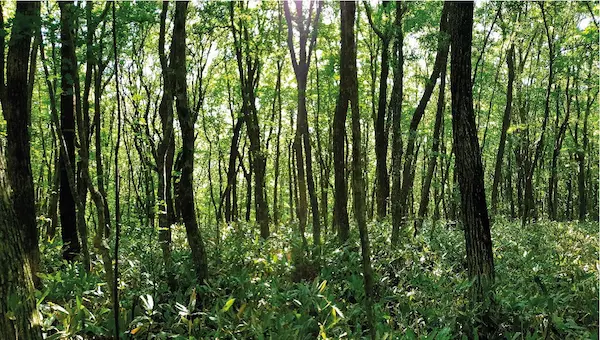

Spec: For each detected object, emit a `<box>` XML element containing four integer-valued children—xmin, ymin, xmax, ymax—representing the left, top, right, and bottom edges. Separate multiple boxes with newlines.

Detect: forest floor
<box><xmin>36</xmin><ymin>219</ymin><xmax>598</xmax><ymax>339</ymax></box>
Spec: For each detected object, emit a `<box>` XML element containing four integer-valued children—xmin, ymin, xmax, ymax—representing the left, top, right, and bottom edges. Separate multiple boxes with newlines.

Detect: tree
<box><xmin>490</xmin><ymin>44</ymin><xmax>515</xmax><ymax>216</ymax></box>
<box><xmin>364</xmin><ymin>1</ymin><xmax>393</xmax><ymax>219</ymax></box>
<box><xmin>0</xmin><ymin>140</ymin><xmax>42</xmax><ymax>339</ymax></box>
<box><xmin>395</xmin><ymin>3</ymin><xmax>449</xmax><ymax>240</ymax></box>
<box><xmin>283</xmin><ymin>0</ymin><xmax>322</xmax><ymax>252</ymax></box>
<box><xmin>59</xmin><ymin>1</ymin><xmax>81</xmax><ymax>262</ymax></box>
<box><xmin>333</xmin><ymin>0</ymin><xmax>353</xmax><ymax>242</ymax></box>
<box><xmin>230</xmin><ymin>1</ymin><xmax>270</xmax><ymax>239</ymax></box>
<box><xmin>156</xmin><ymin>1</ymin><xmax>177</xmax><ymax>275</ymax></box>
<box><xmin>173</xmin><ymin>1</ymin><xmax>209</xmax><ymax>282</ymax></box>
<box><xmin>390</xmin><ymin>2</ymin><xmax>405</xmax><ymax>242</ymax></box>
<box><xmin>340</xmin><ymin>1</ymin><xmax>376</xmax><ymax>337</ymax></box>
<box><xmin>448</xmin><ymin>1</ymin><xmax>495</xmax><ymax>300</ymax></box>
<box><xmin>2</xmin><ymin>1</ymin><xmax>41</xmax><ymax>278</ymax></box>
<box><xmin>415</xmin><ymin>60</ymin><xmax>447</xmax><ymax>232</ymax></box>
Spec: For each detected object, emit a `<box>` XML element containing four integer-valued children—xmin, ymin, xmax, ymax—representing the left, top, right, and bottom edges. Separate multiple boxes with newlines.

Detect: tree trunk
<box><xmin>172</xmin><ymin>1</ymin><xmax>208</xmax><ymax>282</ymax></box>
<box><xmin>390</xmin><ymin>2</ymin><xmax>405</xmax><ymax>243</ymax></box>
<box><xmin>230</xmin><ymin>1</ymin><xmax>270</xmax><ymax>238</ymax></box>
<box><xmin>0</xmin><ymin>140</ymin><xmax>42</xmax><ymax>339</ymax></box>
<box><xmin>374</xmin><ymin>37</ymin><xmax>390</xmax><ymax>220</ymax></box>
<box><xmin>332</xmin><ymin>0</ymin><xmax>353</xmax><ymax>241</ymax></box>
<box><xmin>449</xmin><ymin>1</ymin><xmax>495</xmax><ymax>302</ymax></box>
<box><xmin>284</xmin><ymin>0</ymin><xmax>323</xmax><ymax>253</ymax></box>
<box><xmin>157</xmin><ymin>1</ymin><xmax>175</xmax><ymax>274</ymax></box>
<box><xmin>2</xmin><ymin>1</ymin><xmax>41</xmax><ymax>276</ymax></box>
<box><xmin>273</xmin><ymin>60</ymin><xmax>283</xmax><ymax>226</ymax></box>
<box><xmin>341</xmin><ymin>2</ymin><xmax>375</xmax><ymax>337</ymax></box>
<box><xmin>59</xmin><ymin>1</ymin><xmax>81</xmax><ymax>262</ymax></box>
<box><xmin>395</xmin><ymin>4</ymin><xmax>449</xmax><ymax>241</ymax></box>
<box><xmin>416</xmin><ymin>63</ymin><xmax>446</xmax><ymax>233</ymax></box>
<box><xmin>491</xmin><ymin>44</ymin><xmax>515</xmax><ymax>215</ymax></box>
<box><xmin>548</xmin><ymin>76</ymin><xmax>571</xmax><ymax>220</ymax></box>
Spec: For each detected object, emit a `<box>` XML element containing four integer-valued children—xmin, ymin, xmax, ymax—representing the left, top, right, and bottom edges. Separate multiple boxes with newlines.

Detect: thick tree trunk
<box><xmin>59</xmin><ymin>1</ymin><xmax>81</xmax><ymax>261</ymax></box>
<box><xmin>332</xmin><ymin>0</ymin><xmax>353</xmax><ymax>242</ymax></box>
<box><xmin>449</xmin><ymin>1</ymin><xmax>495</xmax><ymax>301</ymax></box>
<box><xmin>173</xmin><ymin>1</ymin><xmax>208</xmax><ymax>282</ymax></box>
<box><xmin>2</xmin><ymin>1</ymin><xmax>41</xmax><ymax>275</ymax></box>
<box><xmin>0</xmin><ymin>141</ymin><xmax>42</xmax><ymax>339</ymax></box>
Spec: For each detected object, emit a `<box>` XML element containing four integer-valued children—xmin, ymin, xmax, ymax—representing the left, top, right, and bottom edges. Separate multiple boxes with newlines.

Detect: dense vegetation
<box><xmin>0</xmin><ymin>1</ymin><xmax>598</xmax><ymax>339</ymax></box>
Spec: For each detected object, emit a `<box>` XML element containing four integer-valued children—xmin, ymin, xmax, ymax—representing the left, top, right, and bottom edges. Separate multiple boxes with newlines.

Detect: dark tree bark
<box><xmin>0</xmin><ymin>141</ymin><xmax>42</xmax><ymax>339</ymax></box>
<box><xmin>332</xmin><ymin>0</ymin><xmax>356</xmax><ymax>242</ymax></box>
<box><xmin>230</xmin><ymin>1</ymin><xmax>270</xmax><ymax>239</ymax></box>
<box><xmin>522</xmin><ymin>3</ymin><xmax>553</xmax><ymax>224</ymax></box>
<box><xmin>573</xmin><ymin>62</ymin><xmax>595</xmax><ymax>221</ymax></box>
<box><xmin>111</xmin><ymin>2</ymin><xmax>123</xmax><ymax>334</ymax></box>
<box><xmin>156</xmin><ymin>1</ymin><xmax>176</xmax><ymax>274</ymax></box>
<box><xmin>449</xmin><ymin>1</ymin><xmax>495</xmax><ymax>300</ymax></box>
<box><xmin>365</xmin><ymin>2</ymin><xmax>392</xmax><ymax>219</ymax></box>
<box><xmin>416</xmin><ymin>63</ymin><xmax>447</xmax><ymax>233</ymax></box>
<box><xmin>491</xmin><ymin>44</ymin><xmax>515</xmax><ymax>215</ymax></box>
<box><xmin>222</xmin><ymin>117</ymin><xmax>244</xmax><ymax>223</ymax></box>
<box><xmin>284</xmin><ymin>0</ymin><xmax>323</xmax><ymax>252</ymax></box>
<box><xmin>59</xmin><ymin>1</ymin><xmax>81</xmax><ymax>261</ymax></box>
<box><xmin>2</xmin><ymin>1</ymin><xmax>41</xmax><ymax>276</ymax></box>
<box><xmin>548</xmin><ymin>75</ymin><xmax>571</xmax><ymax>220</ymax></box>
<box><xmin>172</xmin><ymin>1</ymin><xmax>209</xmax><ymax>282</ymax></box>
<box><xmin>390</xmin><ymin>2</ymin><xmax>405</xmax><ymax>242</ymax></box>
<box><xmin>394</xmin><ymin>4</ymin><xmax>449</xmax><ymax>242</ymax></box>
<box><xmin>340</xmin><ymin>2</ymin><xmax>375</xmax><ymax>337</ymax></box>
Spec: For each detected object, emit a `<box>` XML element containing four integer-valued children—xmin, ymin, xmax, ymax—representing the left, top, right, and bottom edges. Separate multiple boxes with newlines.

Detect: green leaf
<box><xmin>221</xmin><ymin>297</ymin><xmax>235</xmax><ymax>312</ymax></box>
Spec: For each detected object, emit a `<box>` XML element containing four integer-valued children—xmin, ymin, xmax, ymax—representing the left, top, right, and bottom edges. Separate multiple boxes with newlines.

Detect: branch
<box><xmin>306</xmin><ymin>0</ymin><xmax>323</xmax><ymax>65</ymax></box>
<box><xmin>364</xmin><ymin>1</ymin><xmax>384</xmax><ymax>40</ymax></box>
<box><xmin>283</xmin><ymin>0</ymin><xmax>299</xmax><ymax>74</ymax></box>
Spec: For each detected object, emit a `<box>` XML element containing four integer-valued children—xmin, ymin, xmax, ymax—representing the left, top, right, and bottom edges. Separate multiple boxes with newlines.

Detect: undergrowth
<box><xmin>34</xmin><ymin>218</ymin><xmax>598</xmax><ymax>339</ymax></box>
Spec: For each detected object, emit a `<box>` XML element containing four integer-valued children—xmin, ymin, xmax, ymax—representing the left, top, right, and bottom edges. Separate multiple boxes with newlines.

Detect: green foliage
<box><xmin>35</xmin><ymin>219</ymin><xmax>598</xmax><ymax>339</ymax></box>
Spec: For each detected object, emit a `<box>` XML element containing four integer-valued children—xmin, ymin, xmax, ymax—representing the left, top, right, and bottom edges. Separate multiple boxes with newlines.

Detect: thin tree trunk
<box><xmin>230</xmin><ymin>2</ymin><xmax>270</xmax><ymax>238</ymax></box>
<box><xmin>364</xmin><ymin>2</ymin><xmax>392</xmax><ymax>220</ymax></box>
<box><xmin>333</xmin><ymin>2</ymin><xmax>352</xmax><ymax>241</ymax></box>
<box><xmin>390</xmin><ymin>2</ymin><xmax>405</xmax><ymax>243</ymax></box>
<box><xmin>416</xmin><ymin>64</ymin><xmax>447</xmax><ymax>233</ymax></box>
<box><xmin>284</xmin><ymin>0</ymin><xmax>323</xmax><ymax>253</ymax></box>
<box><xmin>156</xmin><ymin>1</ymin><xmax>175</xmax><ymax>276</ymax></box>
<box><xmin>491</xmin><ymin>44</ymin><xmax>515</xmax><ymax>215</ymax></box>
<box><xmin>395</xmin><ymin>4</ymin><xmax>449</xmax><ymax>241</ymax></box>
<box><xmin>341</xmin><ymin>2</ymin><xmax>375</xmax><ymax>337</ymax></box>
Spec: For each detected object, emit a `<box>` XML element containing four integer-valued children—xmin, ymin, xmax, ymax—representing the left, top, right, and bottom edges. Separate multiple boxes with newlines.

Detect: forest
<box><xmin>0</xmin><ymin>0</ymin><xmax>598</xmax><ymax>339</ymax></box>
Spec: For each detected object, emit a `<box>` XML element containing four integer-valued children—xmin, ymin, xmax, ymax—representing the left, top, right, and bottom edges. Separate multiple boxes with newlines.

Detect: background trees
<box><xmin>0</xmin><ymin>1</ymin><xmax>597</xmax><ymax>338</ymax></box>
